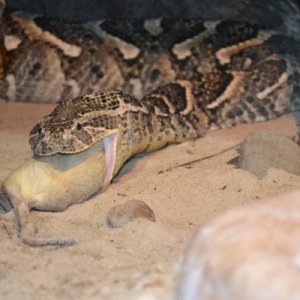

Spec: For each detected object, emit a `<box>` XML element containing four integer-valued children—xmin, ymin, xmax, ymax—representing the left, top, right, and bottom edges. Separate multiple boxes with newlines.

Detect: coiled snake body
<box><xmin>0</xmin><ymin>6</ymin><xmax>299</xmax><ymax>214</ymax></box>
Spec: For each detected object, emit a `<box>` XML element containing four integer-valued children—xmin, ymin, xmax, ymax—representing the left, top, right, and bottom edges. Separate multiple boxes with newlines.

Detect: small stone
<box><xmin>107</xmin><ymin>200</ymin><xmax>156</xmax><ymax>228</ymax></box>
<box><xmin>239</xmin><ymin>131</ymin><xmax>300</xmax><ymax>178</ymax></box>
<box><xmin>0</xmin><ymin>190</ymin><xmax>13</xmax><ymax>213</ymax></box>
<box><xmin>176</xmin><ymin>191</ymin><xmax>300</xmax><ymax>300</ymax></box>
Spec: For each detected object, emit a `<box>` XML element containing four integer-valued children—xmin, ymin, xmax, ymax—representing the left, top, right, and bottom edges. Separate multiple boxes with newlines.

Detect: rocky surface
<box><xmin>107</xmin><ymin>200</ymin><xmax>156</xmax><ymax>228</ymax></box>
<box><xmin>176</xmin><ymin>191</ymin><xmax>300</xmax><ymax>300</ymax></box>
<box><xmin>238</xmin><ymin>131</ymin><xmax>300</xmax><ymax>178</ymax></box>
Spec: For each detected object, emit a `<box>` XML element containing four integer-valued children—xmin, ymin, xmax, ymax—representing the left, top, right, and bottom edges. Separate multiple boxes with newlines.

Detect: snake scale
<box><xmin>1</xmin><ymin>2</ymin><xmax>300</xmax><ymax>203</ymax></box>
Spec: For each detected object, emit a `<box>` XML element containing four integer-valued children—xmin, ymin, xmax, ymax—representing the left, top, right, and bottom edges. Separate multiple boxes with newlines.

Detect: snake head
<box><xmin>29</xmin><ymin>91</ymin><xmax>123</xmax><ymax>156</ymax></box>
<box><xmin>29</xmin><ymin>115</ymin><xmax>119</xmax><ymax>156</ymax></box>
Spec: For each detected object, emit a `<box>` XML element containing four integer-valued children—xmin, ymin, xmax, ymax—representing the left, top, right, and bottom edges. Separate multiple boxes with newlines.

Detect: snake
<box><xmin>1</xmin><ymin>2</ymin><xmax>300</xmax><ymax>244</ymax></box>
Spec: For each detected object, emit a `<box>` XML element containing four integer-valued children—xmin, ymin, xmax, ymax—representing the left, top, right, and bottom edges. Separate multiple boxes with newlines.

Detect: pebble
<box><xmin>107</xmin><ymin>200</ymin><xmax>156</xmax><ymax>228</ymax></box>
<box><xmin>0</xmin><ymin>190</ymin><xmax>13</xmax><ymax>213</ymax></box>
<box><xmin>238</xmin><ymin>131</ymin><xmax>300</xmax><ymax>178</ymax></box>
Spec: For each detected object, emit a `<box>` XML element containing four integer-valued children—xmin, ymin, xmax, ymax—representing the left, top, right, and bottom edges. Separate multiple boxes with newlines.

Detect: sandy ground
<box><xmin>0</xmin><ymin>103</ymin><xmax>300</xmax><ymax>299</ymax></box>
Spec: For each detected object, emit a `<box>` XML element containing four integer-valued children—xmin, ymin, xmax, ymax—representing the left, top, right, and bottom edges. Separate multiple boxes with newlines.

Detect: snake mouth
<box><xmin>31</xmin><ymin>141</ymin><xmax>60</xmax><ymax>156</ymax></box>
<box><xmin>32</xmin><ymin>139</ymin><xmax>92</xmax><ymax>156</ymax></box>
<box><xmin>29</xmin><ymin>126</ymin><xmax>93</xmax><ymax>156</ymax></box>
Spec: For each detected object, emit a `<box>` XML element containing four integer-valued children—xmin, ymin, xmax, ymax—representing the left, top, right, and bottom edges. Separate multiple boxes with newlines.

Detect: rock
<box><xmin>238</xmin><ymin>131</ymin><xmax>300</xmax><ymax>178</ymax></box>
<box><xmin>176</xmin><ymin>191</ymin><xmax>300</xmax><ymax>300</ymax></box>
<box><xmin>0</xmin><ymin>190</ymin><xmax>12</xmax><ymax>213</ymax></box>
<box><xmin>107</xmin><ymin>200</ymin><xmax>156</xmax><ymax>228</ymax></box>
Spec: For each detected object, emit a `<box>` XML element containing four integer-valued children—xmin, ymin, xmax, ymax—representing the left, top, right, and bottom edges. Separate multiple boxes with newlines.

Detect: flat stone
<box><xmin>238</xmin><ymin>131</ymin><xmax>300</xmax><ymax>178</ymax></box>
<box><xmin>107</xmin><ymin>200</ymin><xmax>156</xmax><ymax>228</ymax></box>
<box><xmin>176</xmin><ymin>191</ymin><xmax>300</xmax><ymax>300</ymax></box>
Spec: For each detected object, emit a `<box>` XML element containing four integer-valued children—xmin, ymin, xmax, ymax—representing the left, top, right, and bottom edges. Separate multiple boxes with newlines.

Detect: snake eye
<box><xmin>76</xmin><ymin>123</ymin><xmax>82</xmax><ymax>130</ymax></box>
<box><xmin>37</xmin><ymin>127</ymin><xmax>42</xmax><ymax>135</ymax></box>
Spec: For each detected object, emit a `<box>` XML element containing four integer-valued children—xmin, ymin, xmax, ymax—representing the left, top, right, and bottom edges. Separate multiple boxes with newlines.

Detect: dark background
<box><xmin>4</xmin><ymin>1</ymin><xmax>300</xmax><ymax>22</ymax></box>
<box><xmin>4</xmin><ymin>0</ymin><xmax>300</xmax><ymax>38</ymax></box>
<box><xmin>5</xmin><ymin>0</ymin><xmax>300</xmax><ymax>38</ymax></box>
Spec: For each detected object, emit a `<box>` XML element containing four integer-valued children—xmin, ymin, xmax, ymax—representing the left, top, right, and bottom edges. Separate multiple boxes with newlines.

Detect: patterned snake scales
<box><xmin>1</xmin><ymin>2</ymin><xmax>300</xmax><ymax>218</ymax></box>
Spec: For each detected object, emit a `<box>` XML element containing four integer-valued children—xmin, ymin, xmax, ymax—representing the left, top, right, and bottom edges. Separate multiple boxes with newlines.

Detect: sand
<box><xmin>0</xmin><ymin>103</ymin><xmax>300</xmax><ymax>299</ymax></box>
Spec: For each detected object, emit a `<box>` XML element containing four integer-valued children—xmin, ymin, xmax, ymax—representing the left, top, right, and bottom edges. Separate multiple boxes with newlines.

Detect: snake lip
<box><xmin>31</xmin><ymin>140</ymin><xmax>56</xmax><ymax>156</ymax></box>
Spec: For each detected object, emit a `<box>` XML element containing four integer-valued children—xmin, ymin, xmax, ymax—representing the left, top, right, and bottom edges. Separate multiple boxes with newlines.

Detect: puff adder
<box><xmin>0</xmin><ymin>15</ymin><xmax>290</xmax><ymax>189</ymax></box>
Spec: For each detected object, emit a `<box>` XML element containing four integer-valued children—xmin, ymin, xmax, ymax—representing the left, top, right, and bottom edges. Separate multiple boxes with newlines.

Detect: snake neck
<box><xmin>112</xmin><ymin>47</ymin><xmax>291</xmax><ymax>174</ymax></box>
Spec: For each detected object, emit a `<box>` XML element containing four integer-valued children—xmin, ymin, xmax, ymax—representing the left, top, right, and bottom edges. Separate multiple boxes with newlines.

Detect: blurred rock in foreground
<box><xmin>176</xmin><ymin>191</ymin><xmax>300</xmax><ymax>300</ymax></box>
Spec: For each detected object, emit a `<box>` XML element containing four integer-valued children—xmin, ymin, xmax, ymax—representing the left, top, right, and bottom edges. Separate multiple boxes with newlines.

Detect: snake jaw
<box><xmin>101</xmin><ymin>132</ymin><xmax>118</xmax><ymax>191</ymax></box>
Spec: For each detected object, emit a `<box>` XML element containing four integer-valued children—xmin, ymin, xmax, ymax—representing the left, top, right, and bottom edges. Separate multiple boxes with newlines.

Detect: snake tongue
<box><xmin>101</xmin><ymin>133</ymin><xmax>118</xmax><ymax>191</ymax></box>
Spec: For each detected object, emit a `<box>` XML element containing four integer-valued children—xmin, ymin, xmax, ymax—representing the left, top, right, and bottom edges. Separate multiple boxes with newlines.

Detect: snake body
<box><xmin>1</xmin><ymin>7</ymin><xmax>300</xmax><ymax>202</ymax></box>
